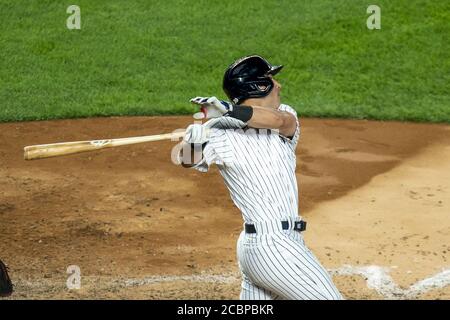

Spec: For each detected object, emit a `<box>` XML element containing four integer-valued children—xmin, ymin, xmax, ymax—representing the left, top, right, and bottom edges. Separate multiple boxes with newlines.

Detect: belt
<box><xmin>244</xmin><ymin>220</ymin><xmax>307</xmax><ymax>234</ymax></box>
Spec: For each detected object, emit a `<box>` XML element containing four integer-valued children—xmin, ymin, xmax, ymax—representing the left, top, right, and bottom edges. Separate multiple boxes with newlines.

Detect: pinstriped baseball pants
<box><xmin>237</xmin><ymin>223</ymin><xmax>342</xmax><ymax>300</ymax></box>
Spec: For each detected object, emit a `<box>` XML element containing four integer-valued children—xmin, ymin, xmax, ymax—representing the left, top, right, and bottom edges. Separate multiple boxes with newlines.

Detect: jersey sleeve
<box><xmin>278</xmin><ymin>104</ymin><xmax>301</xmax><ymax>149</ymax></box>
<box><xmin>191</xmin><ymin>142</ymin><xmax>216</xmax><ymax>173</ymax></box>
<box><xmin>191</xmin><ymin>128</ymin><xmax>232</xmax><ymax>173</ymax></box>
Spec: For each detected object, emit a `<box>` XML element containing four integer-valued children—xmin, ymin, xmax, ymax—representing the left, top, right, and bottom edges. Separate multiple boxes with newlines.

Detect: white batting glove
<box><xmin>183</xmin><ymin>123</ymin><xmax>209</xmax><ymax>145</ymax></box>
<box><xmin>190</xmin><ymin>96</ymin><xmax>233</xmax><ymax>120</ymax></box>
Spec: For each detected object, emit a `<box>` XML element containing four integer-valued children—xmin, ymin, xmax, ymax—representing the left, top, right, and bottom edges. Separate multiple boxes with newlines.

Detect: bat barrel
<box><xmin>23</xmin><ymin>141</ymin><xmax>109</xmax><ymax>160</ymax></box>
<box><xmin>23</xmin><ymin>131</ymin><xmax>186</xmax><ymax>160</ymax></box>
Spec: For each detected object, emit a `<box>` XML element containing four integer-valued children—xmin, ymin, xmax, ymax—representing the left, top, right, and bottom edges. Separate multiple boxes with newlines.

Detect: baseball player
<box><xmin>178</xmin><ymin>55</ymin><xmax>342</xmax><ymax>300</ymax></box>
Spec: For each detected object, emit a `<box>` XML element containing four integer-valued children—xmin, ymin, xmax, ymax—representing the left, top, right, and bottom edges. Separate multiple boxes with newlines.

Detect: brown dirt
<box><xmin>0</xmin><ymin>116</ymin><xmax>449</xmax><ymax>300</ymax></box>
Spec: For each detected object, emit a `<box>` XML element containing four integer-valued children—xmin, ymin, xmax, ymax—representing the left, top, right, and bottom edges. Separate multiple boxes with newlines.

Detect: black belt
<box><xmin>245</xmin><ymin>220</ymin><xmax>307</xmax><ymax>234</ymax></box>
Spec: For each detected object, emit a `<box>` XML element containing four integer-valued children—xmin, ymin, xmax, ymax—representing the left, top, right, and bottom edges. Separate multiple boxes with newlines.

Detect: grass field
<box><xmin>0</xmin><ymin>0</ymin><xmax>449</xmax><ymax>122</ymax></box>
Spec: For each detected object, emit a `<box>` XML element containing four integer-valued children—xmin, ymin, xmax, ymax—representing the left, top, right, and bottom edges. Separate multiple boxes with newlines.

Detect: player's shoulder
<box><xmin>277</xmin><ymin>103</ymin><xmax>298</xmax><ymax>117</ymax></box>
<box><xmin>278</xmin><ymin>103</ymin><xmax>301</xmax><ymax>144</ymax></box>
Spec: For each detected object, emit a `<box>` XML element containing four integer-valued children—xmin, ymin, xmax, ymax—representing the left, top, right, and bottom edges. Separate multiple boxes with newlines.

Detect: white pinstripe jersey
<box><xmin>194</xmin><ymin>104</ymin><xmax>301</xmax><ymax>224</ymax></box>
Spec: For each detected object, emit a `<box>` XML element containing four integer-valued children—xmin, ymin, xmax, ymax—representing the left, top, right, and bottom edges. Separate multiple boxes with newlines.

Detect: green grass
<box><xmin>0</xmin><ymin>0</ymin><xmax>449</xmax><ymax>122</ymax></box>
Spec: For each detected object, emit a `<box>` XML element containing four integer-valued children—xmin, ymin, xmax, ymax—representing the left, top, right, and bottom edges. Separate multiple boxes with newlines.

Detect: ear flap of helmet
<box><xmin>232</xmin><ymin>78</ymin><xmax>274</xmax><ymax>104</ymax></box>
<box><xmin>246</xmin><ymin>79</ymin><xmax>274</xmax><ymax>96</ymax></box>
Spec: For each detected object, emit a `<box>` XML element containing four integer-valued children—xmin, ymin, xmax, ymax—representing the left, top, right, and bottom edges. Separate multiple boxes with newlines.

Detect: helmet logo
<box><xmin>257</xmin><ymin>84</ymin><xmax>268</xmax><ymax>91</ymax></box>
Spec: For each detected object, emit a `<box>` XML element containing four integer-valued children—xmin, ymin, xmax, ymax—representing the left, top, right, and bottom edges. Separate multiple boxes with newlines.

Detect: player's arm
<box><xmin>244</xmin><ymin>105</ymin><xmax>297</xmax><ymax>138</ymax></box>
<box><xmin>190</xmin><ymin>97</ymin><xmax>297</xmax><ymax>138</ymax></box>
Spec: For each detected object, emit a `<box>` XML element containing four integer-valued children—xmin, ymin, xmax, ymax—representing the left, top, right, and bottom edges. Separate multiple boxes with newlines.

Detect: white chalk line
<box><xmin>121</xmin><ymin>266</ymin><xmax>450</xmax><ymax>299</ymax></box>
<box><xmin>121</xmin><ymin>273</ymin><xmax>239</xmax><ymax>287</ymax></box>
<box><xmin>11</xmin><ymin>265</ymin><xmax>450</xmax><ymax>299</ymax></box>
<box><xmin>329</xmin><ymin>265</ymin><xmax>450</xmax><ymax>299</ymax></box>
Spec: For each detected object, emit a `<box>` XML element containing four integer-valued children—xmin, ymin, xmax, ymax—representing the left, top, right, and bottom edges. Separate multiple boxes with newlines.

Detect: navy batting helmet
<box><xmin>222</xmin><ymin>55</ymin><xmax>283</xmax><ymax>104</ymax></box>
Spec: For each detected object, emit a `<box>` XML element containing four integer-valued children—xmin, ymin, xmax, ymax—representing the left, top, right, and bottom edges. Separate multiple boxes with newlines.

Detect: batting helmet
<box><xmin>222</xmin><ymin>55</ymin><xmax>283</xmax><ymax>104</ymax></box>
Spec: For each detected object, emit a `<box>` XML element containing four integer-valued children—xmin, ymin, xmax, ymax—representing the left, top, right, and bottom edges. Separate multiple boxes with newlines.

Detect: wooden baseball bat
<box><xmin>24</xmin><ymin>131</ymin><xmax>186</xmax><ymax>160</ymax></box>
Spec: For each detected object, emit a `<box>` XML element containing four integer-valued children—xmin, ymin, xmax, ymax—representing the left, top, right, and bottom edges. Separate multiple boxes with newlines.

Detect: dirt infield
<box><xmin>0</xmin><ymin>116</ymin><xmax>449</xmax><ymax>300</ymax></box>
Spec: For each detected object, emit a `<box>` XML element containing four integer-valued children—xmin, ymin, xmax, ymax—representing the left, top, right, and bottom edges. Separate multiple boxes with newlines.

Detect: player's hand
<box><xmin>183</xmin><ymin>123</ymin><xmax>209</xmax><ymax>144</ymax></box>
<box><xmin>190</xmin><ymin>96</ymin><xmax>233</xmax><ymax>120</ymax></box>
